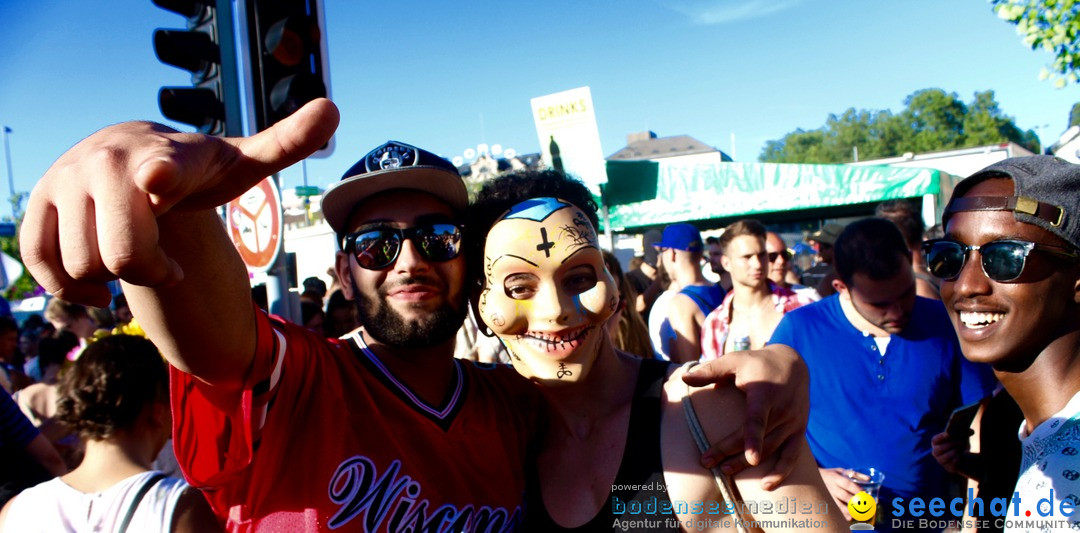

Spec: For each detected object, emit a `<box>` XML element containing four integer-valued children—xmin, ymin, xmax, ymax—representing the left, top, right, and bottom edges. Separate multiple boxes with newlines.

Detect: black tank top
<box><xmin>523</xmin><ymin>359</ymin><xmax>681</xmax><ymax>532</ymax></box>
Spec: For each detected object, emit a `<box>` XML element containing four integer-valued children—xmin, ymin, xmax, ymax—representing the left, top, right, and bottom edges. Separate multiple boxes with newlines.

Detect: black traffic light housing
<box><xmin>245</xmin><ymin>0</ymin><xmax>332</xmax><ymax>155</ymax></box>
<box><xmin>152</xmin><ymin>0</ymin><xmax>242</xmax><ymax>136</ymax></box>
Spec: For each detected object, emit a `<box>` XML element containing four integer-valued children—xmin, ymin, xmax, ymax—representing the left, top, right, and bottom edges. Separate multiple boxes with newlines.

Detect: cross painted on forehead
<box><xmin>537</xmin><ymin>227</ymin><xmax>556</xmax><ymax>257</ymax></box>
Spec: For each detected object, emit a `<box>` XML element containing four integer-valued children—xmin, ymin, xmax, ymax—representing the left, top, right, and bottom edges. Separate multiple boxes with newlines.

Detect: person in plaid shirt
<box><xmin>701</xmin><ymin>220</ymin><xmax>816</xmax><ymax>361</ymax></box>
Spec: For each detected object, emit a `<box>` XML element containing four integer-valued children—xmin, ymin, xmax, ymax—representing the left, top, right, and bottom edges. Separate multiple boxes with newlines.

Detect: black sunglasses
<box><xmin>921</xmin><ymin>238</ymin><xmax>1080</xmax><ymax>283</ymax></box>
<box><xmin>768</xmin><ymin>250</ymin><xmax>791</xmax><ymax>262</ymax></box>
<box><xmin>342</xmin><ymin>223</ymin><xmax>463</xmax><ymax>270</ymax></box>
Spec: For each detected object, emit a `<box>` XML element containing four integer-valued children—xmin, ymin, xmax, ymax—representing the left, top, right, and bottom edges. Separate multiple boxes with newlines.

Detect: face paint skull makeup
<box><xmin>479</xmin><ymin>197</ymin><xmax>616</xmax><ymax>384</ymax></box>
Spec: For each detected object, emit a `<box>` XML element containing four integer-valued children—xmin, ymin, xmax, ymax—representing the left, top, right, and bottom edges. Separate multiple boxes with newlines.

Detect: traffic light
<box><xmin>152</xmin><ymin>0</ymin><xmax>242</xmax><ymax>136</ymax></box>
<box><xmin>245</xmin><ymin>0</ymin><xmax>332</xmax><ymax>154</ymax></box>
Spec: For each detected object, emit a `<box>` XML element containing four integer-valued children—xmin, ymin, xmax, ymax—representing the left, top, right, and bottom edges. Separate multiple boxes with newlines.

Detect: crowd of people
<box><xmin>0</xmin><ymin>97</ymin><xmax>1074</xmax><ymax>533</ymax></box>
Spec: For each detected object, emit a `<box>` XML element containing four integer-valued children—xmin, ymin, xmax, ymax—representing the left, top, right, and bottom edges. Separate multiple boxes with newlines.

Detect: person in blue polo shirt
<box><xmin>769</xmin><ymin>217</ymin><xmax>995</xmax><ymax>532</ymax></box>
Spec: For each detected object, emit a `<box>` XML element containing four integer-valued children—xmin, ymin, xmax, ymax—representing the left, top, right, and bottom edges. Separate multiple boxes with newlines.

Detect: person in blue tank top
<box><xmin>653</xmin><ymin>223</ymin><xmax>725</xmax><ymax>363</ymax></box>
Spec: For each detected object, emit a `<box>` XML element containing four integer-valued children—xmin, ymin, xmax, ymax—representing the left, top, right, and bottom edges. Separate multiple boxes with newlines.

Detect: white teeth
<box><xmin>959</xmin><ymin>311</ymin><xmax>1004</xmax><ymax>329</ymax></box>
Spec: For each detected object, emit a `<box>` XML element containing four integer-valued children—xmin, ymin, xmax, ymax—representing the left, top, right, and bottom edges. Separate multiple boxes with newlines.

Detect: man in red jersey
<box><xmin>20</xmin><ymin>99</ymin><xmax>810</xmax><ymax>531</ymax></box>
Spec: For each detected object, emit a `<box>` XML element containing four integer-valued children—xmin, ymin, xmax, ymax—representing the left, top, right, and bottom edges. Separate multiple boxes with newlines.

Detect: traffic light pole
<box><xmin>154</xmin><ymin>0</ymin><xmax>324</xmax><ymax>326</ymax></box>
<box><xmin>214</xmin><ymin>0</ymin><xmax>243</xmax><ymax>137</ymax></box>
<box><xmin>222</xmin><ymin>0</ymin><xmax>299</xmax><ymax>324</ymax></box>
<box><xmin>266</xmin><ymin>172</ymin><xmax>299</xmax><ymax>325</ymax></box>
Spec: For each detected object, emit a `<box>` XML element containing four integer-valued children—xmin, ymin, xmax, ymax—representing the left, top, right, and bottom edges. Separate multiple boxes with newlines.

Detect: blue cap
<box><xmin>654</xmin><ymin>223</ymin><xmax>703</xmax><ymax>253</ymax></box>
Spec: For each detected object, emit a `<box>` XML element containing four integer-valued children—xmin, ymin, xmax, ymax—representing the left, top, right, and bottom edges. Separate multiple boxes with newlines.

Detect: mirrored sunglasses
<box><xmin>921</xmin><ymin>238</ymin><xmax>1080</xmax><ymax>283</ymax></box>
<box><xmin>342</xmin><ymin>223</ymin><xmax>463</xmax><ymax>270</ymax></box>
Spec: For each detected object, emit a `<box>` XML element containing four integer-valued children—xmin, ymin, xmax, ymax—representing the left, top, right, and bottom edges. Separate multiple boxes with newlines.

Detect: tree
<box><xmin>760</xmin><ymin>129</ymin><xmax>830</xmax><ymax>163</ymax></box>
<box><xmin>965</xmin><ymin>90</ymin><xmax>1030</xmax><ymax>147</ymax></box>
<box><xmin>992</xmin><ymin>0</ymin><xmax>1080</xmax><ymax>87</ymax></box>
<box><xmin>1070</xmin><ymin>102</ymin><xmax>1080</xmax><ymax>127</ymax></box>
<box><xmin>900</xmin><ymin>89</ymin><xmax>968</xmax><ymax>153</ymax></box>
<box><xmin>759</xmin><ymin>88</ymin><xmax>1040</xmax><ymax>163</ymax></box>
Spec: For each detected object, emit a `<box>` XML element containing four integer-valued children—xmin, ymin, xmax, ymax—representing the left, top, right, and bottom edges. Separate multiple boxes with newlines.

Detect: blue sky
<box><xmin>1</xmin><ymin>0</ymin><xmax>1077</xmax><ymax>221</ymax></box>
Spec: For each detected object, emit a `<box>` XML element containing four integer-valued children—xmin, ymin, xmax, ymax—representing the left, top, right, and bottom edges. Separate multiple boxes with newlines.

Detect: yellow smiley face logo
<box><xmin>847</xmin><ymin>491</ymin><xmax>877</xmax><ymax>522</ymax></box>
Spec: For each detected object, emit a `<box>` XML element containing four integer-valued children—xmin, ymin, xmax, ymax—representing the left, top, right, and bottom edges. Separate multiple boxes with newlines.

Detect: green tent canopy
<box><xmin>601</xmin><ymin>160</ymin><xmax>942</xmax><ymax>231</ymax></box>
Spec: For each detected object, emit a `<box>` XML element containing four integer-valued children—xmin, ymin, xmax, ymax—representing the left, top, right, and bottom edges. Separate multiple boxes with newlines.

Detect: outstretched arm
<box><xmin>666</xmin><ymin>371</ymin><xmax>844</xmax><ymax>532</ymax></box>
<box><xmin>20</xmin><ymin>100</ymin><xmax>339</xmax><ymax>388</ymax></box>
<box><xmin>681</xmin><ymin>344</ymin><xmax>809</xmax><ymax>489</ymax></box>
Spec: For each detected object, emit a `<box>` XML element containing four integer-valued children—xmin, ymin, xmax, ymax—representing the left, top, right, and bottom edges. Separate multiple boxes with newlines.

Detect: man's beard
<box><xmin>353</xmin><ymin>278</ymin><xmax>465</xmax><ymax>349</ymax></box>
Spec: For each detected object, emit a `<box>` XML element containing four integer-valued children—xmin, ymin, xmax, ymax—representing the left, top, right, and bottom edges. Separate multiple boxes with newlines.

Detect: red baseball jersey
<box><xmin>171</xmin><ymin>310</ymin><xmax>541</xmax><ymax>532</ymax></box>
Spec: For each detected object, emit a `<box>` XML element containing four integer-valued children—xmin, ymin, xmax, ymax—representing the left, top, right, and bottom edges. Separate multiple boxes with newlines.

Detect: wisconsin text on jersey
<box><xmin>327</xmin><ymin>455</ymin><xmax>522</xmax><ymax>531</ymax></box>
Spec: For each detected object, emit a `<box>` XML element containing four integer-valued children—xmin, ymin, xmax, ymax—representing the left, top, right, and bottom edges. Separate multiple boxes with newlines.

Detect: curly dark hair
<box><xmin>55</xmin><ymin>334</ymin><xmax>168</xmax><ymax>441</ymax></box>
<box><xmin>467</xmin><ymin>170</ymin><xmax>600</xmax><ymax>285</ymax></box>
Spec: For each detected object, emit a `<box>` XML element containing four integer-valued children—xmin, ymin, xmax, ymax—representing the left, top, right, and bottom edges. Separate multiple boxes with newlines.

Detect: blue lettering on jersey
<box><xmin>328</xmin><ymin>455</ymin><xmax>522</xmax><ymax>532</ymax></box>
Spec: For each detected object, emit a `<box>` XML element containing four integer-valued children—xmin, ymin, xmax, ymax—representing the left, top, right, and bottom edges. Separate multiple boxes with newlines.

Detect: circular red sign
<box><xmin>227</xmin><ymin>177</ymin><xmax>282</xmax><ymax>272</ymax></box>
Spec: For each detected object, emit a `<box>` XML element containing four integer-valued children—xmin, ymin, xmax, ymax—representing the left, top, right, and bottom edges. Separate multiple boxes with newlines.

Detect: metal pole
<box><xmin>602</xmin><ymin>205</ymin><xmax>614</xmax><ymax>253</ymax></box>
<box><xmin>215</xmin><ymin>0</ymin><xmax>243</xmax><ymax>137</ymax></box>
<box><xmin>2</xmin><ymin>127</ymin><xmax>17</xmax><ymax>220</ymax></box>
<box><xmin>3</xmin><ymin>127</ymin><xmax>13</xmax><ymax>198</ymax></box>
<box><xmin>230</xmin><ymin>0</ymin><xmax>293</xmax><ymax>322</ymax></box>
<box><xmin>267</xmin><ymin>172</ymin><xmax>299</xmax><ymax>324</ymax></box>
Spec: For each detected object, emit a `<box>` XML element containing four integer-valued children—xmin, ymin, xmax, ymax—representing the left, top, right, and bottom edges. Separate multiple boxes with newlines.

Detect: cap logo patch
<box><xmin>365</xmin><ymin>142</ymin><xmax>418</xmax><ymax>172</ymax></box>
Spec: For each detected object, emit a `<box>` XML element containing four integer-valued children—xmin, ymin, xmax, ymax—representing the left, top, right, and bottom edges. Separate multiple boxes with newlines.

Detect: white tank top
<box><xmin>2</xmin><ymin>470</ymin><xmax>189</xmax><ymax>533</ymax></box>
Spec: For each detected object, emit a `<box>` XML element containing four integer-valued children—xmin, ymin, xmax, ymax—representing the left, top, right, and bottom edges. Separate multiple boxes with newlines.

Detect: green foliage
<box><xmin>964</xmin><ymin>90</ymin><xmax>1030</xmax><ymax>148</ymax></box>
<box><xmin>1071</xmin><ymin>102</ymin><xmax>1080</xmax><ymax>127</ymax></box>
<box><xmin>903</xmin><ymin>89</ymin><xmax>968</xmax><ymax>153</ymax></box>
<box><xmin>992</xmin><ymin>0</ymin><xmax>1080</xmax><ymax>87</ymax></box>
<box><xmin>759</xmin><ymin>88</ymin><xmax>1041</xmax><ymax>163</ymax></box>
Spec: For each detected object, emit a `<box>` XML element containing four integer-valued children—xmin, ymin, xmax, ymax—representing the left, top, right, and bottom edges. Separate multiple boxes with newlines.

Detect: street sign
<box><xmin>294</xmin><ymin>185</ymin><xmax>321</xmax><ymax>197</ymax></box>
<box><xmin>0</xmin><ymin>222</ymin><xmax>14</xmax><ymax>237</ymax></box>
<box><xmin>227</xmin><ymin>177</ymin><xmax>282</xmax><ymax>273</ymax></box>
<box><xmin>0</xmin><ymin>251</ymin><xmax>22</xmax><ymax>290</ymax></box>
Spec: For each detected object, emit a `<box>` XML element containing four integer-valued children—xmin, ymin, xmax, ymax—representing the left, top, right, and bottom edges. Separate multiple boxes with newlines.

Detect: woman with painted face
<box><xmin>469</xmin><ymin>171</ymin><xmax>844</xmax><ymax>532</ymax></box>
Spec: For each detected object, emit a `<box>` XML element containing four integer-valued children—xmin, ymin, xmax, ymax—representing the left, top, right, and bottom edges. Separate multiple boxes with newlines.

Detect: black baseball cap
<box><xmin>945</xmin><ymin>155</ymin><xmax>1080</xmax><ymax>250</ymax></box>
<box><xmin>321</xmin><ymin>141</ymin><xmax>468</xmax><ymax>234</ymax></box>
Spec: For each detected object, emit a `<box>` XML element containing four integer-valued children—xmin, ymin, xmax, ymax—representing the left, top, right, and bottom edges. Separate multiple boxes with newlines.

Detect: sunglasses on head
<box><xmin>767</xmin><ymin>250</ymin><xmax>791</xmax><ymax>262</ymax></box>
<box><xmin>342</xmin><ymin>223</ymin><xmax>463</xmax><ymax>270</ymax></box>
<box><xmin>921</xmin><ymin>238</ymin><xmax>1080</xmax><ymax>283</ymax></box>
